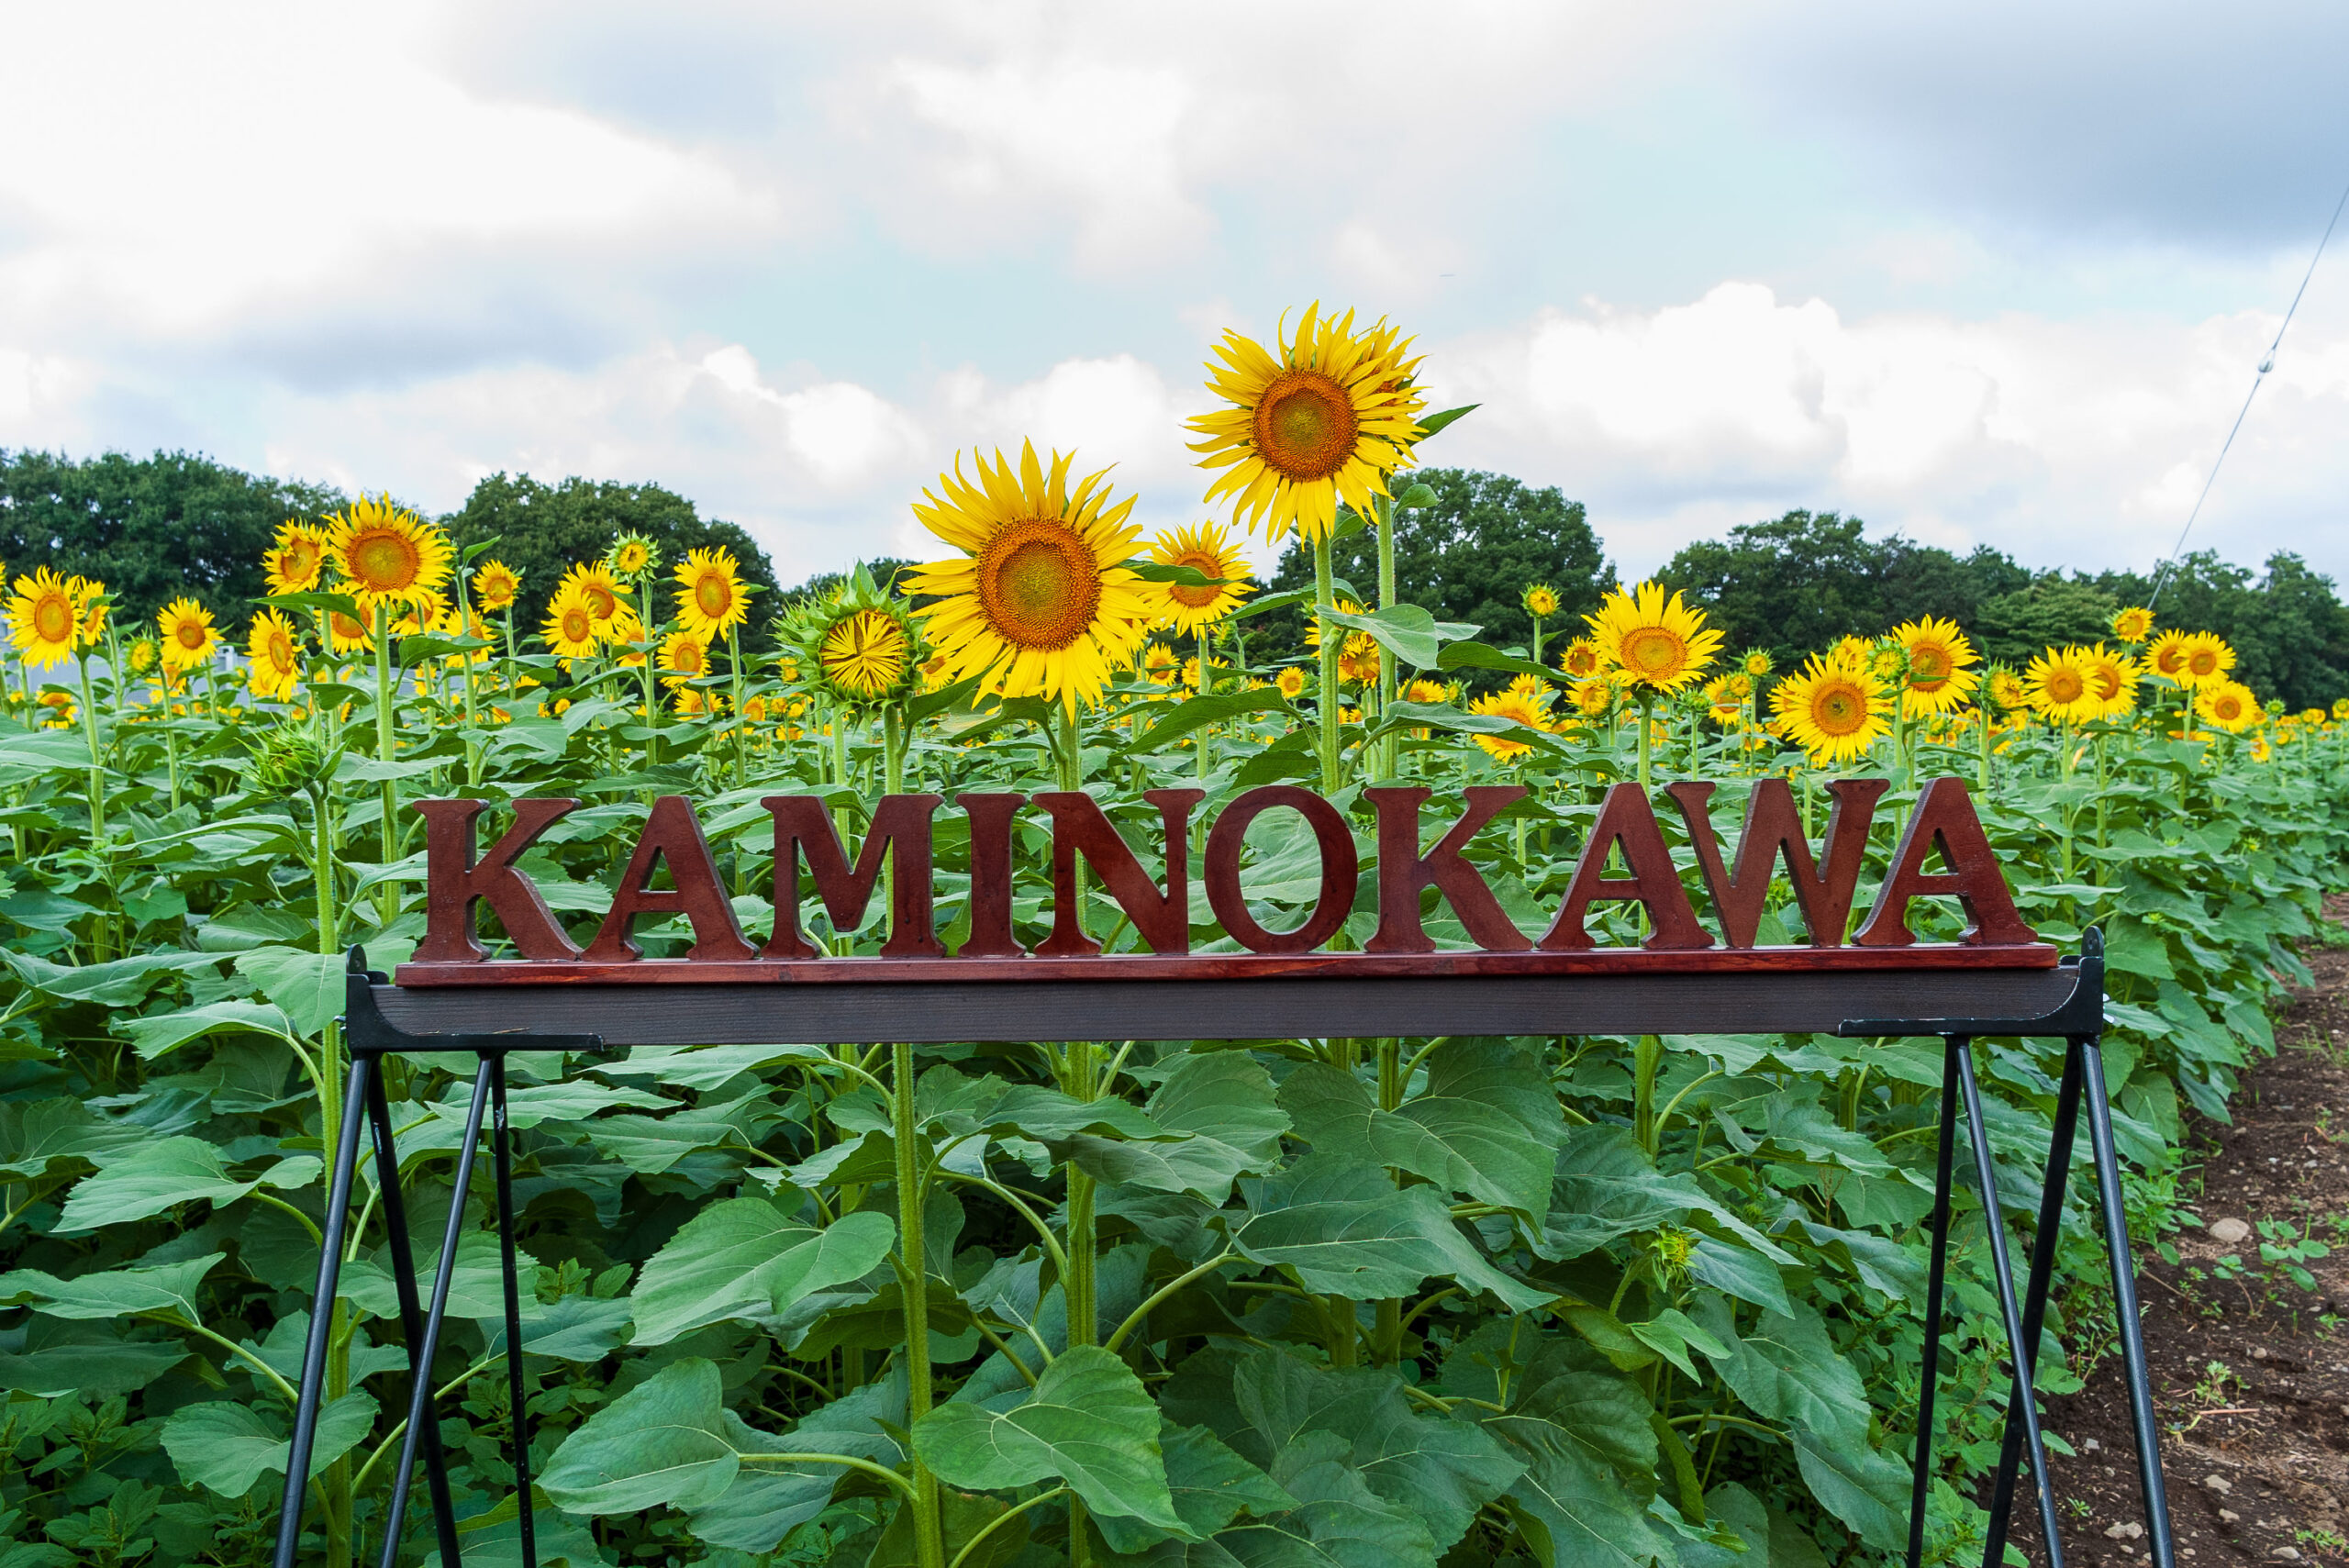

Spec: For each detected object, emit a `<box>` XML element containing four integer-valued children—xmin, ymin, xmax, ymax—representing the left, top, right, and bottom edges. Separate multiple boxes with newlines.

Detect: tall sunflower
<box><xmin>1275</xmin><ymin>666</ymin><xmax>1308</xmax><ymax>700</ymax></box>
<box><xmin>1828</xmin><ymin>635</ymin><xmax>1871</xmax><ymax>670</ymax></box>
<box><xmin>1892</xmin><ymin>616</ymin><xmax>1980</xmax><ymax>717</ymax></box>
<box><xmin>1141</xmin><ymin>642</ymin><xmax>1180</xmax><ymax>685</ymax></box>
<box><xmin>559</xmin><ymin>562</ymin><xmax>628</xmax><ymax>632</ymax></box>
<box><xmin>1148</xmin><ymin>521</ymin><xmax>1254</xmax><ymax>634</ymax></box>
<box><xmin>1585</xmin><ymin>582</ymin><xmax>1722</xmax><ymax>694</ymax></box>
<box><xmin>2179</xmin><ymin>631</ymin><xmax>2235</xmax><ymax>688</ymax></box>
<box><xmin>660</xmin><ymin>630</ymin><xmax>711</xmax><ymax>687</ymax></box>
<box><xmin>157</xmin><ymin>598</ymin><xmax>219</xmax><ymax>673</ymax></box>
<box><xmin>674</xmin><ymin>547</ymin><xmax>751</xmax><ymax>641</ymax></box>
<box><xmin>782</xmin><ymin>565</ymin><xmax>924</xmax><ymax>708</ymax></box>
<box><xmin>1771</xmin><ymin>654</ymin><xmax>1891</xmax><ymax>764</ymax></box>
<box><xmin>903</xmin><ymin>442</ymin><xmax>1155</xmax><ymax>711</ymax></box>
<box><xmin>607</xmin><ymin>532</ymin><xmax>657</xmax><ymax>583</ymax></box>
<box><xmin>1187</xmin><ymin>303</ymin><xmax>1427</xmax><ymax>540</ymax></box>
<box><xmin>2024</xmin><ymin>646</ymin><xmax>2099</xmax><ymax>723</ymax></box>
<box><xmin>541</xmin><ymin>582</ymin><xmax>601</xmax><ymax>660</ymax></box>
<box><xmin>7</xmin><ymin>568</ymin><xmax>80</xmax><ymax>669</ymax></box>
<box><xmin>1559</xmin><ymin>636</ymin><xmax>1608</xmax><ymax>681</ymax></box>
<box><xmin>1523</xmin><ymin>584</ymin><xmax>1561</xmax><ymax>619</ymax></box>
<box><xmin>327</xmin><ymin>610</ymin><xmax>373</xmax><ymax>657</ymax></box>
<box><xmin>1573</xmin><ymin>678</ymin><xmax>1614</xmax><ymax>719</ymax></box>
<box><xmin>2110</xmin><ymin>606</ymin><xmax>2154</xmax><ymax>645</ymax></box>
<box><xmin>246</xmin><ymin>609</ymin><xmax>304</xmax><ymax>702</ymax></box>
<box><xmin>472</xmin><ymin>559</ymin><xmax>521</xmax><ymax>613</ymax></box>
<box><xmin>1742</xmin><ymin>649</ymin><xmax>1774</xmax><ymax>678</ymax></box>
<box><xmin>324</xmin><ymin>495</ymin><xmax>451</xmax><ymax>611</ymax></box>
<box><xmin>2079</xmin><ymin>643</ymin><xmax>2140</xmax><ymax>718</ymax></box>
<box><xmin>264</xmin><ymin>521</ymin><xmax>328</xmax><ymax>595</ymax></box>
<box><xmin>1984</xmin><ymin>666</ymin><xmax>2028</xmax><ymax>713</ymax></box>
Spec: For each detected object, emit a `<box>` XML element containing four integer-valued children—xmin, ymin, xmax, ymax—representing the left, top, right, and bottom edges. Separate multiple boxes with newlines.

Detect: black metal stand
<box><xmin>1842</xmin><ymin>928</ymin><xmax>2176</xmax><ymax>1568</ymax></box>
<box><xmin>273</xmin><ymin>934</ymin><xmax>2173</xmax><ymax>1568</ymax></box>
<box><xmin>269</xmin><ymin>951</ymin><xmax>604</xmax><ymax>1568</ymax></box>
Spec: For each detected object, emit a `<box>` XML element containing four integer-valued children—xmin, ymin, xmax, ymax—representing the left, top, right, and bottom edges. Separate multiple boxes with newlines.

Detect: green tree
<box><xmin>1262</xmin><ymin>468</ymin><xmax>1610</xmax><ymax>665</ymax></box>
<box><xmin>1972</xmin><ymin>577</ymin><xmax>2120</xmax><ymax>668</ymax></box>
<box><xmin>0</xmin><ymin>449</ymin><xmax>345</xmax><ymax>631</ymax></box>
<box><xmin>440</xmin><ymin>473</ymin><xmax>784</xmax><ymax>649</ymax></box>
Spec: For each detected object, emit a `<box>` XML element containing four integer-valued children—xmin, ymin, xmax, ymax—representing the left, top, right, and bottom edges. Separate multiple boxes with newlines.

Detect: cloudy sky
<box><xmin>3</xmin><ymin>1</ymin><xmax>2345</xmax><ymax>585</ymax></box>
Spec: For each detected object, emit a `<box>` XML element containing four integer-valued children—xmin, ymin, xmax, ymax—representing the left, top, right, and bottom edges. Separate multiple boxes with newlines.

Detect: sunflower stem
<box><xmin>891</xmin><ymin>1037</ymin><xmax>947</xmax><ymax>1568</ymax></box>
<box><xmin>1197</xmin><ymin>628</ymin><xmax>1212</xmax><ymax>788</ymax></box>
<box><xmin>1636</xmin><ymin>693</ymin><xmax>1653</xmax><ymax>793</ymax></box>
<box><xmin>373</xmin><ymin>602</ymin><xmax>400</xmax><ymax>931</ymax></box>
<box><xmin>1376</xmin><ymin>494</ymin><xmax>1399</xmax><ymax>782</ymax></box>
<box><xmin>1312</xmin><ymin>530</ymin><xmax>1341</xmax><ymax>793</ymax></box>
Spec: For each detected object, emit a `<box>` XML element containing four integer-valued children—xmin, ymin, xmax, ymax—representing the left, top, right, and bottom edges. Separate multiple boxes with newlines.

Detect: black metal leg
<box><xmin>272</xmin><ymin>1057</ymin><xmax>373</xmax><ymax>1568</ymax></box>
<box><xmin>2079</xmin><ymin>1039</ymin><xmax>2177</xmax><ymax>1568</ymax></box>
<box><xmin>1909</xmin><ymin>1034</ymin><xmax>1963</xmax><ymax>1568</ymax></box>
<box><xmin>366</xmin><ymin>1058</ymin><xmax>464</xmax><ymax>1568</ymax></box>
<box><xmin>491</xmin><ymin>1056</ymin><xmax>539</xmax><ymax>1568</ymax></box>
<box><xmin>376</xmin><ymin>1057</ymin><xmax>493</xmax><ymax>1568</ymax></box>
<box><xmin>1983</xmin><ymin>1037</ymin><xmax>2085</xmax><ymax>1568</ymax></box>
<box><xmin>1956</xmin><ymin>1040</ymin><xmax>2067</xmax><ymax>1568</ymax></box>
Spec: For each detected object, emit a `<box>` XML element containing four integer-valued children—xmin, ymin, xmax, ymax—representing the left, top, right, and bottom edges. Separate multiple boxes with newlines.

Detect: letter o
<box><xmin>1204</xmin><ymin>786</ymin><xmax>1359</xmax><ymax>955</ymax></box>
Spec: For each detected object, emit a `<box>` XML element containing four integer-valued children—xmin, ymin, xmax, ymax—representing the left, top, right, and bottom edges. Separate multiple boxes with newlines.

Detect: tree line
<box><xmin>6</xmin><ymin>448</ymin><xmax>2344</xmax><ymax>709</ymax></box>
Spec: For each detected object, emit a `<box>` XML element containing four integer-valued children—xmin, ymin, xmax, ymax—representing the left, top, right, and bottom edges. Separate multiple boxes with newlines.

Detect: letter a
<box><xmin>1853</xmin><ymin>777</ymin><xmax>2038</xmax><ymax>947</ymax></box>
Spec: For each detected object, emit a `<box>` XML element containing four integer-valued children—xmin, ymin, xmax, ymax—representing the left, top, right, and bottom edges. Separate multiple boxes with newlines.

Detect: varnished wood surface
<box><xmin>395</xmin><ymin>941</ymin><xmax>2059</xmax><ymax>988</ymax></box>
<box><xmin>373</xmin><ymin>961</ymin><xmax>2081</xmax><ymax>1044</ymax></box>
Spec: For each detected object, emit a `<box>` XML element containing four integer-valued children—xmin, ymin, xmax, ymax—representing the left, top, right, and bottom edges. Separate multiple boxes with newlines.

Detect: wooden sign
<box><xmin>397</xmin><ymin>775</ymin><xmax>2051</xmax><ymax>987</ymax></box>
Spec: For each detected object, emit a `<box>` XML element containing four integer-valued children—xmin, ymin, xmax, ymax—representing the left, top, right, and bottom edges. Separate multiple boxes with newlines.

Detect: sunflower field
<box><xmin>0</xmin><ymin>304</ymin><xmax>2344</xmax><ymax>1568</ymax></box>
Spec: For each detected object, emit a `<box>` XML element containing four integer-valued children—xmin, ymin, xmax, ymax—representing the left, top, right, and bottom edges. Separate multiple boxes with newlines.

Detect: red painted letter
<box><xmin>1364</xmin><ymin>785</ymin><xmax>1533</xmax><ymax>953</ymax></box>
<box><xmin>760</xmin><ymin>794</ymin><xmax>944</xmax><ymax>959</ymax></box>
<box><xmin>1032</xmin><ymin>789</ymin><xmax>1203</xmax><ymax>956</ymax></box>
<box><xmin>582</xmin><ymin>795</ymin><xmax>756</xmax><ymax>962</ymax></box>
<box><xmin>956</xmin><ymin>794</ymin><xmax>1028</xmax><ymax>958</ymax></box>
<box><xmin>1665</xmin><ymin>777</ymin><xmax>1889</xmax><ymax>947</ymax></box>
<box><xmin>1853</xmin><ymin>777</ymin><xmax>2038</xmax><ymax>947</ymax></box>
<box><xmin>1204</xmin><ymin>785</ymin><xmax>1359</xmax><ymax>955</ymax></box>
<box><xmin>1541</xmin><ymin>784</ymin><xmax>1710</xmax><ymax>951</ymax></box>
<box><xmin>413</xmin><ymin>797</ymin><xmax>582</xmax><ymax>962</ymax></box>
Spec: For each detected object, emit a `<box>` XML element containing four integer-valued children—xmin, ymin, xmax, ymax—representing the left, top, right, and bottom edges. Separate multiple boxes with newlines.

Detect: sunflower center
<box><xmin>1252</xmin><ymin>370</ymin><xmax>1360</xmax><ymax>483</ymax></box>
<box><xmin>1166</xmin><ymin>550</ymin><xmax>1225</xmax><ymax>609</ymax></box>
<box><xmin>1620</xmin><ymin>627</ymin><xmax>1687</xmax><ymax>678</ymax></box>
<box><xmin>584</xmin><ymin>584</ymin><xmax>618</xmax><ymax>622</ymax></box>
<box><xmin>821</xmin><ymin>610</ymin><xmax>907</xmax><ymax>696</ymax></box>
<box><xmin>695</xmin><ymin>573</ymin><xmax>733</xmax><ymax>618</ymax></box>
<box><xmin>31</xmin><ymin>595</ymin><xmax>72</xmax><ymax>643</ymax></box>
<box><xmin>2089</xmin><ymin>666</ymin><xmax>2121</xmax><ymax>701</ymax></box>
<box><xmin>1812</xmin><ymin>683</ymin><xmax>1865</xmax><ymax>736</ymax></box>
<box><xmin>976</xmin><ymin>519</ymin><xmax>1102</xmax><ymax>651</ymax></box>
<box><xmin>174</xmin><ymin>620</ymin><xmax>206</xmax><ymax>651</ymax></box>
<box><xmin>2046</xmin><ymin>669</ymin><xmax>2084</xmax><ymax>704</ymax></box>
<box><xmin>1909</xmin><ymin>646</ymin><xmax>1950</xmax><ymax>685</ymax></box>
<box><xmin>350</xmin><ymin>530</ymin><xmax>421</xmax><ymax>593</ymax></box>
<box><xmin>2187</xmin><ymin>650</ymin><xmax>2217</xmax><ymax>677</ymax></box>
<box><xmin>561</xmin><ymin>607</ymin><xmax>592</xmax><ymax>644</ymax></box>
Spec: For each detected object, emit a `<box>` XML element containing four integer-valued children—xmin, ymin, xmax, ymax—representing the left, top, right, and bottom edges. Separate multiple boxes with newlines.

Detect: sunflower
<box><xmin>1275</xmin><ymin>666</ymin><xmax>1308</xmax><ymax>699</ymax></box>
<box><xmin>1742</xmin><ymin>649</ymin><xmax>1774</xmax><ymax>678</ymax></box>
<box><xmin>2144</xmin><ymin>629</ymin><xmax>2193</xmax><ymax>684</ymax></box>
<box><xmin>156</xmin><ymin>597</ymin><xmax>218</xmax><ymax>673</ymax></box>
<box><xmin>2024</xmin><ymin>646</ymin><xmax>2099</xmax><ymax>723</ymax></box>
<box><xmin>2110</xmin><ymin>606</ymin><xmax>2154</xmax><ymax>645</ymax></box>
<box><xmin>327</xmin><ymin>609</ymin><xmax>373</xmax><ymax>656</ymax></box>
<box><xmin>1188</xmin><ymin>303</ymin><xmax>1428</xmax><ymax>540</ymax></box>
<box><xmin>1829</xmin><ymin>635</ymin><xmax>1871</xmax><ymax>670</ymax></box>
<box><xmin>245</xmin><ymin>608</ymin><xmax>303</xmax><ymax>701</ymax></box>
<box><xmin>264</xmin><ymin>522</ymin><xmax>328</xmax><ymax>595</ymax></box>
<box><xmin>1557</xmin><ymin>637</ymin><xmax>1607</xmax><ymax>681</ymax></box>
<box><xmin>2078</xmin><ymin>643</ymin><xmax>2140</xmax><ymax>718</ymax></box>
<box><xmin>7</xmin><ymin>568</ymin><xmax>80</xmax><ymax>668</ymax></box>
<box><xmin>1468</xmin><ymin>685</ymin><xmax>1552</xmax><ymax>762</ymax></box>
<box><xmin>1303</xmin><ymin>598</ymin><xmax>1367</xmax><ymax>653</ymax></box>
<box><xmin>1336</xmin><ymin>630</ymin><xmax>1381</xmax><ymax>688</ymax></box>
<box><xmin>2301</xmin><ymin>707</ymin><xmax>2325</xmax><ymax>726</ymax></box>
<box><xmin>1892</xmin><ymin>617</ymin><xmax>1980</xmax><ymax>717</ymax></box>
<box><xmin>1183</xmin><ymin>653</ymin><xmax>1227</xmax><ymax>692</ymax></box>
<box><xmin>2333</xmin><ymin>699</ymin><xmax>2349</xmax><ymax>722</ymax></box>
<box><xmin>1585</xmin><ymin>582</ymin><xmax>1722</xmax><ymax>694</ymax></box>
<box><xmin>904</xmin><ymin>442</ymin><xmax>1156</xmax><ymax>711</ymax></box>
<box><xmin>2179</xmin><ymin>631</ymin><xmax>2235</xmax><ymax>688</ymax></box>
<box><xmin>325</xmin><ymin>495</ymin><xmax>450</xmax><ymax>611</ymax></box>
<box><xmin>1150</xmin><ymin>521</ymin><xmax>1254</xmax><ymax>633</ymax></box>
<box><xmin>126</xmin><ymin>639</ymin><xmax>157</xmax><ymax>676</ymax></box>
<box><xmin>1771</xmin><ymin>654</ymin><xmax>1892</xmax><ymax>764</ymax></box>
<box><xmin>1141</xmin><ymin>643</ymin><xmax>1180</xmax><ymax>685</ymax></box>
<box><xmin>2202</xmin><ymin>680</ymin><xmax>2259</xmax><ymax>732</ymax></box>
<box><xmin>559</xmin><ymin>562</ymin><xmax>628</xmax><ymax>631</ymax></box>
<box><xmin>780</xmin><ymin>564</ymin><xmax>924</xmax><ymax>708</ymax></box>
<box><xmin>674</xmin><ymin>546</ymin><xmax>751</xmax><ymax>640</ymax></box>
<box><xmin>672</xmin><ymin>686</ymin><xmax>711</xmax><ymax>717</ymax></box>
<box><xmin>472</xmin><ymin>559</ymin><xmax>521</xmax><ymax>613</ymax></box>
<box><xmin>818</xmin><ymin>608</ymin><xmax>915</xmax><ymax>703</ymax></box>
<box><xmin>1523</xmin><ymin>584</ymin><xmax>1561</xmax><ymax>618</ymax></box>
<box><xmin>661</xmin><ymin>630</ymin><xmax>711</xmax><ymax>686</ymax></box>
<box><xmin>607</xmin><ymin>532</ymin><xmax>657</xmax><ymax>583</ymax></box>
<box><xmin>541</xmin><ymin>582</ymin><xmax>600</xmax><ymax>659</ymax></box>
<box><xmin>1572</xmin><ymin>678</ymin><xmax>1614</xmax><ymax>718</ymax></box>
<box><xmin>1406</xmin><ymin>678</ymin><xmax>1455</xmax><ymax>704</ymax></box>
<box><xmin>1703</xmin><ymin>672</ymin><xmax>1753</xmax><ymax>724</ymax></box>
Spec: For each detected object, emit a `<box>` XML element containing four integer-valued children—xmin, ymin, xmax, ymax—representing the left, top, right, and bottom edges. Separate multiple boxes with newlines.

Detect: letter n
<box><xmin>1031</xmin><ymin>790</ymin><xmax>1203</xmax><ymax>956</ymax></box>
<box><xmin>583</xmin><ymin>795</ymin><xmax>756</xmax><ymax>962</ymax></box>
<box><xmin>412</xmin><ymin>797</ymin><xmax>582</xmax><ymax>962</ymax></box>
<box><xmin>761</xmin><ymin>794</ymin><xmax>945</xmax><ymax>959</ymax></box>
<box><xmin>1853</xmin><ymin>777</ymin><xmax>2038</xmax><ymax>947</ymax></box>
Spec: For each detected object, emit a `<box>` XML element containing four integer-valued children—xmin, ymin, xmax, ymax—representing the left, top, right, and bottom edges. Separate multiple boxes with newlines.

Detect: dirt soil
<box><xmin>2011</xmin><ymin>903</ymin><xmax>2349</xmax><ymax>1567</ymax></box>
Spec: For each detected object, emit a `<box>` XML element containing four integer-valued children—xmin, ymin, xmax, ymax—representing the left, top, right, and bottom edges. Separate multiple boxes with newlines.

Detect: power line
<box><xmin>2148</xmin><ymin>173</ymin><xmax>2349</xmax><ymax>609</ymax></box>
